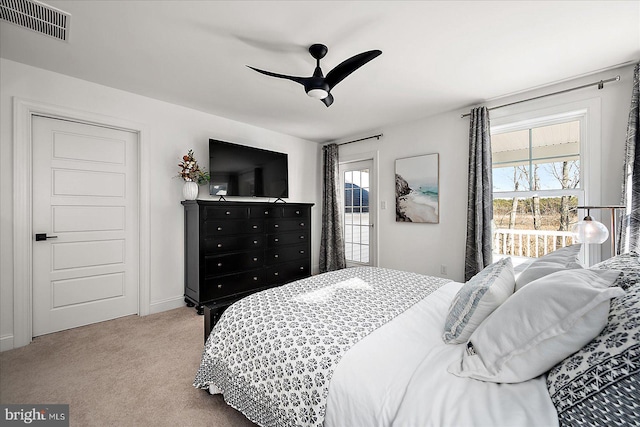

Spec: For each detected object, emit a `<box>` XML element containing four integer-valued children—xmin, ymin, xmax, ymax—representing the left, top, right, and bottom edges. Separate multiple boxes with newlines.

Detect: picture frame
<box><xmin>395</xmin><ymin>153</ymin><xmax>439</xmax><ymax>223</ymax></box>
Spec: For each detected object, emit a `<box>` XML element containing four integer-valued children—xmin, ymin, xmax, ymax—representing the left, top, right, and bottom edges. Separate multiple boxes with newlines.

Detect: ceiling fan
<box><xmin>247</xmin><ymin>44</ymin><xmax>382</xmax><ymax>107</ymax></box>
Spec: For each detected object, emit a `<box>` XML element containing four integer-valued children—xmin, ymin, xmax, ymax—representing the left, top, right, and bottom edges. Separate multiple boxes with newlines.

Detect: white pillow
<box><xmin>515</xmin><ymin>244</ymin><xmax>583</xmax><ymax>291</ymax></box>
<box><xmin>448</xmin><ymin>268</ymin><xmax>624</xmax><ymax>383</ymax></box>
<box><xmin>442</xmin><ymin>258</ymin><xmax>515</xmax><ymax>344</ymax></box>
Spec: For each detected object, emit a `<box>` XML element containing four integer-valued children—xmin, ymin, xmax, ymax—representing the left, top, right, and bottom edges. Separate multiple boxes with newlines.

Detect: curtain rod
<box><xmin>337</xmin><ymin>133</ymin><xmax>383</xmax><ymax>146</ymax></box>
<box><xmin>460</xmin><ymin>75</ymin><xmax>620</xmax><ymax>118</ymax></box>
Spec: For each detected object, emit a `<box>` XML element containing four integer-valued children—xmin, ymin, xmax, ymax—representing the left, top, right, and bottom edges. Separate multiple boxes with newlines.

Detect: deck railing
<box><xmin>493</xmin><ymin>228</ymin><xmax>575</xmax><ymax>258</ymax></box>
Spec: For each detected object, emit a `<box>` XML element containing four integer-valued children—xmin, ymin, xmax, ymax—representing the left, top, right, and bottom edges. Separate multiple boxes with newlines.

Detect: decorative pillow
<box><xmin>590</xmin><ymin>252</ymin><xmax>639</xmax><ymax>291</ymax></box>
<box><xmin>442</xmin><ymin>258</ymin><xmax>515</xmax><ymax>344</ymax></box>
<box><xmin>547</xmin><ymin>278</ymin><xmax>640</xmax><ymax>426</ymax></box>
<box><xmin>448</xmin><ymin>269</ymin><xmax>624</xmax><ymax>383</ymax></box>
<box><xmin>515</xmin><ymin>244</ymin><xmax>583</xmax><ymax>291</ymax></box>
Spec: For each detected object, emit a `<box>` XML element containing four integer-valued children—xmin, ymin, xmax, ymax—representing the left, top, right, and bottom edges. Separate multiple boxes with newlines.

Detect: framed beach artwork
<box><xmin>395</xmin><ymin>153</ymin><xmax>439</xmax><ymax>223</ymax></box>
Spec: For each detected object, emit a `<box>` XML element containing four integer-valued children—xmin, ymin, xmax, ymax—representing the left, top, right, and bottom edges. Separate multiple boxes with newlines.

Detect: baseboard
<box><xmin>0</xmin><ymin>334</ymin><xmax>15</xmax><ymax>352</ymax></box>
<box><xmin>149</xmin><ymin>296</ymin><xmax>185</xmax><ymax>314</ymax></box>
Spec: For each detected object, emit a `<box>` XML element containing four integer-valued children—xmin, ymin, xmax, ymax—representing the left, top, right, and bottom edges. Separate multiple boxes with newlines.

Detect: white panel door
<box><xmin>32</xmin><ymin>116</ymin><xmax>139</xmax><ymax>336</ymax></box>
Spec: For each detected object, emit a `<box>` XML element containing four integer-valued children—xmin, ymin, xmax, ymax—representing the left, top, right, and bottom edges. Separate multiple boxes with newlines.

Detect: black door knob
<box><xmin>35</xmin><ymin>233</ymin><xmax>57</xmax><ymax>241</ymax></box>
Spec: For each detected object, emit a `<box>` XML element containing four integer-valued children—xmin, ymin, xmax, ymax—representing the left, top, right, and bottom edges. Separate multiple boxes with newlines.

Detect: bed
<box><xmin>194</xmin><ymin>248</ymin><xmax>640</xmax><ymax>427</ymax></box>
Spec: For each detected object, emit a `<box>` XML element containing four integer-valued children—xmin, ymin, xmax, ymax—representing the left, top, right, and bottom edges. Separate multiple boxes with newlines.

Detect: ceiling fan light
<box><xmin>571</xmin><ymin>216</ymin><xmax>609</xmax><ymax>244</ymax></box>
<box><xmin>307</xmin><ymin>88</ymin><xmax>329</xmax><ymax>99</ymax></box>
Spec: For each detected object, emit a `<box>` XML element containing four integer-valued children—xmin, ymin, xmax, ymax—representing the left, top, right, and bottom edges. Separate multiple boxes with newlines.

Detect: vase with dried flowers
<box><xmin>177</xmin><ymin>149</ymin><xmax>210</xmax><ymax>200</ymax></box>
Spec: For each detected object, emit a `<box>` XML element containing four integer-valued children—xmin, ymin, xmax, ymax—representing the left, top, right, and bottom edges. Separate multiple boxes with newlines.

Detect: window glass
<box><xmin>492</xmin><ymin>120</ymin><xmax>580</xmax><ymax>193</ymax></box>
<box><xmin>491</xmin><ymin>118</ymin><xmax>582</xmax><ymax>260</ymax></box>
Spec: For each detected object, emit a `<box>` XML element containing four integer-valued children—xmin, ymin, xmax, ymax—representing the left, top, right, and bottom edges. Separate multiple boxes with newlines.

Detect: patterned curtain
<box><xmin>465</xmin><ymin>106</ymin><xmax>494</xmax><ymax>281</ymax></box>
<box><xmin>618</xmin><ymin>63</ymin><xmax>640</xmax><ymax>254</ymax></box>
<box><xmin>319</xmin><ymin>143</ymin><xmax>347</xmax><ymax>272</ymax></box>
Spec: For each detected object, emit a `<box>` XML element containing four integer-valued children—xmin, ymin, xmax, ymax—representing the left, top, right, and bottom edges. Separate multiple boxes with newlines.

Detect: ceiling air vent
<box><xmin>0</xmin><ymin>0</ymin><xmax>70</xmax><ymax>41</ymax></box>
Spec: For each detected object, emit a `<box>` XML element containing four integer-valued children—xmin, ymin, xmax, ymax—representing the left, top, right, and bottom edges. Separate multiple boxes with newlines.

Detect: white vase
<box><xmin>182</xmin><ymin>181</ymin><xmax>198</xmax><ymax>200</ymax></box>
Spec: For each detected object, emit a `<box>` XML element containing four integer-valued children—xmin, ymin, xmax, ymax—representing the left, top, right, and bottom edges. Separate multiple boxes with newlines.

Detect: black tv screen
<box><xmin>209</xmin><ymin>139</ymin><xmax>289</xmax><ymax>198</ymax></box>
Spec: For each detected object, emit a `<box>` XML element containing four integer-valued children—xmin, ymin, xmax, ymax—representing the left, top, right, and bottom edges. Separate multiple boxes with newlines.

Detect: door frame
<box><xmin>12</xmin><ymin>97</ymin><xmax>150</xmax><ymax>348</ymax></box>
<box><xmin>339</xmin><ymin>150</ymin><xmax>379</xmax><ymax>267</ymax></box>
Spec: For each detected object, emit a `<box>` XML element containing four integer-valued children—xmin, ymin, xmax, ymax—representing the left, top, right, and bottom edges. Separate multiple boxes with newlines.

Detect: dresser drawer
<box><xmin>202</xmin><ymin>270</ymin><xmax>264</xmax><ymax>301</ymax></box>
<box><xmin>268</xmin><ymin>231</ymin><xmax>309</xmax><ymax>247</ymax></box>
<box><xmin>204</xmin><ymin>234</ymin><xmax>264</xmax><ymax>253</ymax></box>
<box><xmin>204</xmin><ymin>250</ymin><xmax>263</xmax><ymax>275</ymax></box>
<box><xmin>203</xmin><ymin>220</ymin><xmax>264</xmax><ymax>236</ymax></box>
<box><xmin>266</xmin><ymin>244</ymin><xmax>309</xmax><ymax>265</ymax></box>
<box><xmin>204</xmin><ymin>206</ymin><xmax>249</xmax><ymax>219</ymax></box>
<box><xmin>249</xmin><ymin>206</ymin><xmax>278</xmax><ymax>218</ymax></box>
<box><xmin>266</xmin><ymin>219</ymin><xmax>309</xmax><ymax>232</ymax></box>
<box><xmin>266</xmin><ymin>260</ymin><xmax>310</xmax><ymax>285</ymax></box>
<box><xmin>282</xmin><ymin>206</ymin><xmax>308</xmax><ymax>218</ymax></box>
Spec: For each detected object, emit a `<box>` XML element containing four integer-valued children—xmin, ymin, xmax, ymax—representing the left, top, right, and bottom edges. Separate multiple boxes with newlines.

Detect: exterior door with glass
<box><xmin>340</xmin><ymin>160</ymin><xmax>376</xmax><ymax>267</ymax></box>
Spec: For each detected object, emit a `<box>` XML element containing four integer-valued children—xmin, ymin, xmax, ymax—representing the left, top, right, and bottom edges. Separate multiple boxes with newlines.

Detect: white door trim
<box><xmin>12</xmin><ymin>97</ymin><xmax>150</xmax><ymax>348</ymax></box>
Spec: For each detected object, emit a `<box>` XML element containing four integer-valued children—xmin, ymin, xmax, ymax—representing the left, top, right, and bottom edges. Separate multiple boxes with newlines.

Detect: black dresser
<box><xmin>182</xmin><ymin>200</ymin><xmax>313</xmax><ymax>317</ymax></box>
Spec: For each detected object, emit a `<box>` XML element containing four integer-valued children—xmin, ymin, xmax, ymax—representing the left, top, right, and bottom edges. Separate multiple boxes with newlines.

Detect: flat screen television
<box><xmin>209</xmin><ymin>139</ymin><xmax>289</xmax><ymax>198</ymax></box>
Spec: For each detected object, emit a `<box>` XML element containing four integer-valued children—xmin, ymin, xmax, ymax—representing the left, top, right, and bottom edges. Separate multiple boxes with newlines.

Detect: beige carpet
<box><xmin>0</xmin><ymin>307</ymin><xmax>258</xmax><ymax>427</ymax></box>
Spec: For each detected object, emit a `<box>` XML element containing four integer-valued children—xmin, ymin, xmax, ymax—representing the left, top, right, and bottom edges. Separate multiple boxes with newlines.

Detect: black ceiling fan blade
<box><xmin>321</xmin><ymin>93</ymin><xmax>334</xmax><ymax>107</ymax></box>
<box><xmin>246</xmin><ymin>66</ymin><xmax>309</xmax><ymax>86</ymax></box>
<box><xmin>325</xmin><ymin>50</ymin><xmax>382</xmax><ymax>89</ymax></box>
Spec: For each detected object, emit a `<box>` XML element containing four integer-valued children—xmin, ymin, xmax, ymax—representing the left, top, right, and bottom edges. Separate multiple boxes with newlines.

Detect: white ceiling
<box><xmin>1</xmin><ymin>1</ymin><xmax>639</xmax><ymax>143</ymax></box>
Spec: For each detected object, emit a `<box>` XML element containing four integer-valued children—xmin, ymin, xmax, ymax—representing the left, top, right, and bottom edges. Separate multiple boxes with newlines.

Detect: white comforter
<box><xmin>324</xmin><ymin>281</ymin><xmax>559</xmax><ymax>427</ymax></box>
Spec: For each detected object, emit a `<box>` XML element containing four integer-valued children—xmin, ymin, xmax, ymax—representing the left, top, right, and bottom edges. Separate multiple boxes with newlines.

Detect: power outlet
<box><xmin>440</xmin><ymin>264</ymin><xmax>448</xmax><ymax>275</ymax></box>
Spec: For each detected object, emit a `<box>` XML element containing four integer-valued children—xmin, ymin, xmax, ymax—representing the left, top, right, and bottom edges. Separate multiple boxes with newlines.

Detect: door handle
<box><xmin>35</xmin><ymin>233</ymin><xmax>57</xmax><ymax>241</ymax></box>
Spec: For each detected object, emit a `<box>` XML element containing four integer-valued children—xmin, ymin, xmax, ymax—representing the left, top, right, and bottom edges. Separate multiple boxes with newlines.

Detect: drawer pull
<box><xmin>296</xmin><ymin>210</ymin><xmax>300</xmax><ymax>215</ymax></box>
<box><xmin>225</xmin><ymin>211</ymin><xmax>231</xmax><ymax>215</ymax></box>
<box><xmin>253</xmin><ymin>276</ymin><xmax>258</xmax><ymax>281</ymax></box>
<box><xmin>217</xmin><ymin>226</ymin><xmax>222</xmax><ymax>231</ymax></box>
<box><xmin>299</xmin><ymin>235</ymin><xmax>305</xmax><ymax>239</ymax></box>
<box><xmin>274</xmin><ymin>254</ymin><xmax>279</xmax><ymax>258</ymax></box>
<box><xmin>217</xmin><ymin>284</ymin><xmax>222</xmax><ymax>289</ymax></box>
<box><xmin>274</xmin><ymin>224</ymin><xmax>279</xmax><ymax>228</ymax></box>
<box><xmin>300</xmin><ymin>223</ymin><xmax>305</xmax><ymax>226</ymax></box>
<box><xmin>299</xmin><ymin>266</ymin><xmax>304</xmax><ymax>270</ymax></box>
<box><xmin>274</xmin><ymin>272</ymin><xmax>279</xmax><ymax>276</ymax></box>
<box><xmin>253</xmin><ymin>240</ymin><xmax>258</xmax><ymax>244</ymax></box>
<box><xmin>264</xmin><ymin>211</ymin><xmax>269</xmax><ymax>215</ymax></box>
<box><xmin>217</xmin><ymin>262</ymin><xmax>222</xmax><ymax>267</ymax></box>
<box><xmin>252</xmin><ymin>225</ymin><xmax>258</xmax><ymax>229</ymax></box>
<box><xmin>217</xmin><ymin>243</ymin><xmax>223</xmax><ymax>248</ymax></box>
<box><xmin>274</xmin><ymin>238</ymin><xmax>279</xmax><ymax>242</ymax></box>
<box><xmin>300</xmin><ymin>250</ymin><xmax>305</xmax><ymax>254</ymax></box>
<box><xmin>253</xmin><ymin>257</ymin><xmax>258</xmax><ymax>261</ymax></box>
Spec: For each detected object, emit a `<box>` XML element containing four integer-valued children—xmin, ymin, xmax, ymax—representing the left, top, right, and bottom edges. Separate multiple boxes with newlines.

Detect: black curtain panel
<box><xmin>465</xmin><ymin>106</ymin><xmax>494</xmax><ymax>281</ymax></box>
<box><xmin>320</xmin><ymin>143</ymin><xmax>347</xmax><ymax>272</ymax></box>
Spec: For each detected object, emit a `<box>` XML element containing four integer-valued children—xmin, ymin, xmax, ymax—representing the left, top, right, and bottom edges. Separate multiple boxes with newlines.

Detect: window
<box><xmin>491</xmin><ymin>117</ymin><xmax>584</xmax><ymax>259</ymax></box>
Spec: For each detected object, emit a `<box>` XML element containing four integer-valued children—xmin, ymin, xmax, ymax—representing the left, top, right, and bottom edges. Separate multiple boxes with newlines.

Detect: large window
<box><xmin>491</xmin><ymin>118</ymin><xmax>583</xmax><ymax>259</ymax></box>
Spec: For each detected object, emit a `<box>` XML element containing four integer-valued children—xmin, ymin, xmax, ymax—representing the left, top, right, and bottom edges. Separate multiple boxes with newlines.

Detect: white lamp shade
<box><xmin>307</xmin><ymin>88</ymin><xmax>329</xmax><ymax>99</ymax></box>
<box><xmin>571</xmin><ymin>218</ymin><xmax>609</xmax><ymax>244</ymax></box>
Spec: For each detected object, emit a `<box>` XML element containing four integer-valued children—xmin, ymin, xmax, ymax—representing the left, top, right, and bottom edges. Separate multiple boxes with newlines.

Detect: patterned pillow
<box><xmin>442</xmin><ymin>257</ymin><xmax>514</xmax><ymax>344</ymax></box>
<box><xmin>546</xmin><ymin>277</ymin><xmax>640</xmax><ymax>426</ymax></box>
<box><xmin>590</xmin><ymin>252</ymin><xmax>639</xmax><ymax>290</ymax></box>
<box><xmin>448</xmin><ymin>269</ymin><xmax>623</xmax><ymax>383</ymax></box>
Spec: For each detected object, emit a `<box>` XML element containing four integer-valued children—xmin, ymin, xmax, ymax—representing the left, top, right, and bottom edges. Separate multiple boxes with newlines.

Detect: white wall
<box><xmin>0</xmin><ymin>58</ymin><xmax>321</xmax><ymax>350</ymax></box>
<box><xmin>339</xmin><ymin>63</ymin><xmax>636</xmax><ymax>282</ymax></box>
